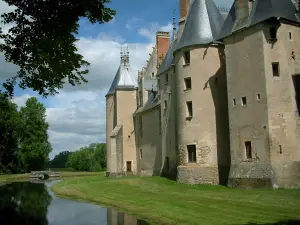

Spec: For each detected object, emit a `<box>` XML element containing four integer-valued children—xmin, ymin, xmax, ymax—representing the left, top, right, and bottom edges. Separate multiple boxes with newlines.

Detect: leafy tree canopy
<box><xmin>0</xmin><ymin>93</ymin><xmax>22</xmax><ymax>173</ymax></box>
<box><xmin>0</xmin><ymin>0</ymin><xmax>116</xmax><ymax>97</ymax></box>
<box><xmin>48</xmin><ymin>150</ymin><xmax>71</xmax><ymax>168</ymax></box>
<box><xmin>19</xmin><ymin>97</ymin><xmax>52</xmax><ymax>172</ymax></box>
<box><xmin>67</xmin><ymin>143</ymin><xmax>106</xmax><ymax>172</ymax></box>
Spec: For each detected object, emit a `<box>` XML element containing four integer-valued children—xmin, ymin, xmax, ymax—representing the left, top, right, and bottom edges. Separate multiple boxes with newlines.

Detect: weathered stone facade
<box><xmin>105</xmin><ymin>0</ymin><xmax>300</xmax><ymax>189</ymax></box>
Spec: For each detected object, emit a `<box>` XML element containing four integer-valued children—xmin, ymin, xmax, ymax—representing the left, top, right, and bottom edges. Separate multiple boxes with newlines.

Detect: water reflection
<box><xmin>107</xmin><ymin>208</ymin><xmax>149</xmax><ymax>225</ymax></box>
<box><xmin>0</xmin><ymin>181</ymin><xmax>148</xmax><ymax>225</ymax></box>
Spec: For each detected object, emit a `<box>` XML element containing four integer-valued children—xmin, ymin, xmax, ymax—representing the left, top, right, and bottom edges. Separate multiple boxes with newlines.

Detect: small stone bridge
<box><xmin>30</xmin><ymin>171</ymin><xmax>61</xmax><ymax>180</ymax></box>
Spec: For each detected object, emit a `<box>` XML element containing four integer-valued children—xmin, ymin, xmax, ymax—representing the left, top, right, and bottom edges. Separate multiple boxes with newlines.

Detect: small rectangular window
<box><xmin>257</xmin><ymin>93</ymin><xmax>261</xmax><ymax>100</ymax></box>
<box><xmin>272</xmin><ymin>62</ymin><xmax>280</xmax><ymax>77</ymax></box>
<box><xmin>245</xmin><ymin>141</ymin><xmax>252</xmax><ymax>159</ymax></box>
<box><xmin>292</xmin><ymin>74</ymin><xmax>300</xmax><ymax>115</ymax></box>
<box><xmin>165</xmin><ymin>73</ymin><xmax>169</xmax><ymax>84</ymax></box>
<box><xmin>186</xmin><ymin>101</ymin><xmax>193</xmax><ymax>118</ymax></box>
<box><xmin>184</xmin><ymin>77</ymin><xmax>192</xmax><ymax>90</ymax></box>
<box><xmin>164</xmin><ymin>100</ymin><xmax>168</xmax><ymax>109</ymax></box>
<box><xmin>279</xmin><ymin>145</ymin><xmax>282</xmax><ymax>154</ymax></box>
<box><xmin>241</xmin><ymin>97</ymin><xmax>247</xmax><ymax>106</ymax></box>
<box><xmin>270</xmin><ymin>27</ymin><xmax>277</xmax><ymax>40</ymax></box>
<box><xmin>184</xmin><ymin>51</ymin><xmax>190</xmax><ymax>65</ymax></box>
<box><xmin>289</xmin><ymin>32</ymin><xmax>293</xmax><ymax>41</ymax></box>
<box><xmin>152</xmin><ymin>72</ymin><xmax>155</xmax><ymax>77</ymax></box>
<box><xmin>158</xmin><ymin>108</ymin><xmax>162</xmax><ymax>135</ymax></box>
<box><xmin>233</xmin><ymin>98</ymin><xmax>236</xmax><ymax>106</ymax></box>
<box><xmin>140</xmin><ymin>149</ymin><xmax>143</xmax><ymax>159</ymax></box>
<box><xmin>187</xmin><ymin>144</ymin><xmax>196</xmax><ymax>163</ymax></box>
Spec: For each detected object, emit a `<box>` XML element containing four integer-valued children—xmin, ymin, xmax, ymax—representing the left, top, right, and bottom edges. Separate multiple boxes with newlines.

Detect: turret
<box><xmin>173</xmin><ymin>0</ymin><xmax>230</xmax><ymax>185</ymax></box>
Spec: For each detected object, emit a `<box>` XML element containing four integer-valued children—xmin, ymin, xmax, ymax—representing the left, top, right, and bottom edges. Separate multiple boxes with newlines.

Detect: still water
<box><xmin>0</xmin><ymin>180</ymin><xmax>149</xmax><ymax>225</ymax></box>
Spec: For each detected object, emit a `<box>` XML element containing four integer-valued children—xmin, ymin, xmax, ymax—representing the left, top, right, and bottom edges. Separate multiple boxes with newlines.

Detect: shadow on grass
<box><xmin>244</xmin><ymin>220</ymin><xmax>300</xmax><ymax>225</ymax></box>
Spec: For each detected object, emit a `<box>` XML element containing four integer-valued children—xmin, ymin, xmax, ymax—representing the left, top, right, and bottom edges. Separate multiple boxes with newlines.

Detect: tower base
<box><xmin>177</xmin><ymin>165</ymin><xmax>219</xmax><ymax>185</ymax></box>
<box><xmin>228</xmin><ymin>163</ymin><xmax>275</xmax><ymax>188</ymax></box>
<box><xmin>272</xmin><ymin>161</ymin><xmax>300</xmax><ymax>189</ymax></box>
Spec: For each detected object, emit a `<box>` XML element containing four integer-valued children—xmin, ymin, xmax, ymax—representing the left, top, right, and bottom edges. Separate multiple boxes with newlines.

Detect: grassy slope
<box><xmin>52</xmin><ymin>175</ymin><xmax>300</xmax><ymax>225</ymax></box>
<box><xmin>0</xmin><ymin>172</ymin><xmax>103</xmax><ymax>185</ymax></box>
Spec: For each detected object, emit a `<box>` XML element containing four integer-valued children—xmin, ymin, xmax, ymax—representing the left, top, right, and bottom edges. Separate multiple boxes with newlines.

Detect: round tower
<box><xmin>173</xmin><ymin>0</ymin><xmax>230</xmax><ymax>185</ymax></box>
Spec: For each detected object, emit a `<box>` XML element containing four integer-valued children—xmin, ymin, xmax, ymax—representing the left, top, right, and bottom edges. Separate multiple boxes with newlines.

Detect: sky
<box><xmin>0</xmin><ymin>0</ymin><xmax>234</xmax><ymax>159</ymax></box>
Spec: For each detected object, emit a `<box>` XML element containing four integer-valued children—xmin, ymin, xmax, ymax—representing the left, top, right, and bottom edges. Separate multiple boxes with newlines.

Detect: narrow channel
<box><xmin>0</xmin><ymin>180</ymin><xmax>149</xmax><ymax>225</ymax></box>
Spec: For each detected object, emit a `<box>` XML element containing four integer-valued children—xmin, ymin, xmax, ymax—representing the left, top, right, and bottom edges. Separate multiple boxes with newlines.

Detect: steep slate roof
<box><xmin>106</xmin><ymin>66</ymin><xmax>137</xmax><ymax>96</ymax></box>
<box><xmin>219</xmin><ymin>0</ymin><xmax>300</xmax><ymax>39</ymax></box>
<box><xmin>174</xmin><ymin>0</ymin><xmax>225</xmax><ymax>52</ymax></box>
<box><xmin>134</xmin><ymin>91</ymin><xmax>160</xmax><ymax>114</ymax></box>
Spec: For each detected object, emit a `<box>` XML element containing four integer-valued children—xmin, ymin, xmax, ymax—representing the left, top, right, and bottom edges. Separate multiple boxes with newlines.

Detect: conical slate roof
<box><xmin>106</xmin><ymin>65</ymin><xmax>137</xmax><ymax>96</ymax></box>
<box><xmin>218</xmin><ymin>0</ymin><xmax>300</xmax><ymax>39</ymax></box>
<box><xmin>175</xmin><ymin>0</ymin><xmax>225</xmax><ymax>52</ymax></box>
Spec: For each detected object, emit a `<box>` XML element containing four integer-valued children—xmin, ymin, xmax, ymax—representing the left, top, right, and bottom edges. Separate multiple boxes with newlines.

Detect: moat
<box><xmin>0</xmin><ymin>180</ymin><xmax>148</xmax><ymax>225</ymax></box>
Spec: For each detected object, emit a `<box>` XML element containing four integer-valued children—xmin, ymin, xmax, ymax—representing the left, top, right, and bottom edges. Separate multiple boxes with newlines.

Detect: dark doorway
<box><xmin>165</xmin><ymin>157</ymin><xmax>169</xmax><ymax>172</ymax></box>
<box><xmin>126</xmin><ymin>161</ymin><xmax>132</xmax><ymax>172</ymax></box>
<box><xmin>292</xmin><ymin>74</ymin><xmax>300</xmax><ymax>115</ymax></box>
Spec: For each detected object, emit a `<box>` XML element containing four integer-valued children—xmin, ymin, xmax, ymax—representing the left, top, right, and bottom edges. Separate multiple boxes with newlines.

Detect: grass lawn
<box><xmin>0</xmin><ymin>171</ymin><xmax>103</xmax><ymax>186</ymax></box>
<box><xmin>52</xmin><ymin>175</ymin><xmax>300</xmax><ymax>225</ymax></box>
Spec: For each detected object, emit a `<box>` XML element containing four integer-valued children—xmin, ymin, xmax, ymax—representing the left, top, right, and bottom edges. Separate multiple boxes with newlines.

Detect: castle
<box><xmin>105</xmin><ymin>0</ymin><xmax>300</xmax><ymax>189</ymax></box>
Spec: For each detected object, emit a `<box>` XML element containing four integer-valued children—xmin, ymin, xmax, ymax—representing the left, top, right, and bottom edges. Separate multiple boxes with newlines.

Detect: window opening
<box><xmin>292</xmin><ymin>74</ymin><xmax>300</xmax><ymax>115</ymax></box>
<box><xmin>186</xmin><ymin>101</ymin><xmax>193</xmax><ymax>118</ymax></box>
<box><xmin>241</xmin><ymin>97</ymin><xmax>247</xmax><ymax>106</ymax></box>
<box><xmin>245</xmin><ymin>141</ymin><xmax>252</xmax><ymax>159</ymax></box>
<box><xmin>184</xmin><ymin>77</ymin><xmax>192</xmax><ymax>90</ymax></box>
<box><xmin>272</xmin><ymin>62</ymin><xmax>280</xmax><ymax>77</ymax></box>
<box><xmin>184</xmin><ymin>51</ymin><xmax>190</xmax><ymax>65</ymax></box>
<box><xmin>187</xmin><ymin>144</ymin><xmax>196</xmax><ymax>163</ymax></box>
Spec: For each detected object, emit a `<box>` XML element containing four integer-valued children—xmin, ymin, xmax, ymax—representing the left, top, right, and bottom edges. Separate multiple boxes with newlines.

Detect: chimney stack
<box><xmin>180</xmin><ymin>0</ymin><xmax>190</xmax><ymax>19</ymax></box>
<box><xmin>156</xmin><ymin>31</ymin><xmax>170</xmax><ymax>69</ymax></box>
<box><xmin>178</xmin><ymin>0</ymin><xmax>190</xmax><ymax>39</ymax></box>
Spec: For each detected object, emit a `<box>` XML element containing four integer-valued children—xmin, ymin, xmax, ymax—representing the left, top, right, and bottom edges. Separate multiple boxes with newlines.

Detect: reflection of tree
<box><xmin>0</xmin><ymin>182</ymin><xmax>52</xmax><ymax>225</ymax></box>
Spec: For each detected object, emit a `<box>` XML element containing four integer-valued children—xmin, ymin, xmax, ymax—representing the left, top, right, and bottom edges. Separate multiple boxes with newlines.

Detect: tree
<box><xmin>0</xmin><ymin>93</ymin><xmax>22</xmax><ymax>173</ymax></box>
<box><xmin>48</xmin><ymin>151</ymin><xmax>72</xmax><ymax>168</ymax></box>
<box><xmin>19</xmin><ymin>97</ymin><xmax>52</xmax><ymax>172</ymax></box>
<box><xmin>0</xmin><ymin>0</ymin><xmax>116</xmax><ymax>97</ymax></box>
<box><xmin>66</xmin><ymin>143</ymin><xmax>106</xmax><ymax>172</ymax></box>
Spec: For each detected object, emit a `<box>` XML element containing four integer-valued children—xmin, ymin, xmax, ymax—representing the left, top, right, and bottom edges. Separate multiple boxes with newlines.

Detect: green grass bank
<box><xmin>0</xmin><ymin>172</ymin><xmax>103</xmax><ymax>186</ymax></box>
<box><xmin>52</xmin><ymin>175</ymin><xmax>300</xmax><ymax>225</ymax></box>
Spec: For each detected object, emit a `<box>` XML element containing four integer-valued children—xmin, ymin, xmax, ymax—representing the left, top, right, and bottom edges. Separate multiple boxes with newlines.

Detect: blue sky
<box><xmin>1</xmin><ymin>0</ymin><xmax>234</xmax><ymax>158</ymax></box>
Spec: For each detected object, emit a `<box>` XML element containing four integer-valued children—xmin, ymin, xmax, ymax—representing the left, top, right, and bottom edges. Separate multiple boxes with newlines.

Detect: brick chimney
<box><xmin>178</xmin><ymin>0</ymin><xmax>190</xmax><ymax>39</ymax></box>
<box><xmin>180</xmin><ymin>0</ymin><xmax>190</xmax><ymax>19</ymax></box>
<box><xmin>156</xmin><ymin>31</ymin><xmax>170</xmax><ymax>69</ymax></box>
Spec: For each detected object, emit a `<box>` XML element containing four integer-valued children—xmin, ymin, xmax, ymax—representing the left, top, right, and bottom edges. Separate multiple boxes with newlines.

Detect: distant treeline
<box><xmin>48</xmin><ymin>143</ymin><xmax>106</xmax><ymax>172</ymax></box>
<box><xmin>0</xmin><ymin>94</ymin><xmax>51</xmax><ymax>174</ymax></box>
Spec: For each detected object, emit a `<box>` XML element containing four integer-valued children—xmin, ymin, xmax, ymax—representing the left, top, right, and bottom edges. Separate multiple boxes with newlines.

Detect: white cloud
<box><xmin>11</xmin><ymin>94</ymin><xmax>32</xmax><ymax>108</ymax></box>
<box><xmin>138</xmin><ymin>22</ymin><xmax>173</xmax><ymax>42</ymax></box>
<box><xmin>125</xmin><ymin>17</ymin><xmax>143</xmax><ymax>30</ymax></box>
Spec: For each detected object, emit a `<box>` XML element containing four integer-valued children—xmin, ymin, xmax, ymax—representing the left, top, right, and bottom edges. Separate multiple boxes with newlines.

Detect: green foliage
<box><xmin>0</xmin><ymin>0</ymin><xmax>116</xmax><ymax>97</ymax></box>
<box><xmin>18</xmin><ymin>97</ymin><xmax>52</xmax><ymax>172</ymax></box>
<box><xmin>0</xmin><ymin>93</ymin><xmax>22</xmax><ymax>173</ymax></box>
<box><xmin>67</xmin><ymin>143</ymin><xmax>106</xmax><ymax>172</ymax></box>
<box><xmin>48</xmin><ymin>151</ymin><xmax>72</xmax><ymax>168</ymax></box>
